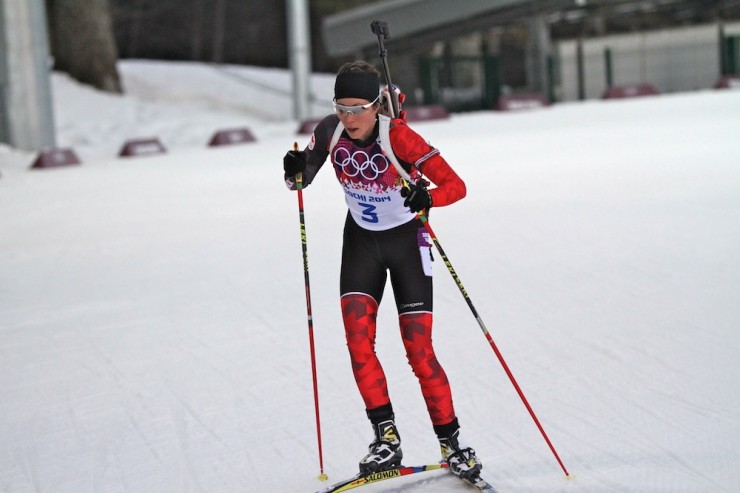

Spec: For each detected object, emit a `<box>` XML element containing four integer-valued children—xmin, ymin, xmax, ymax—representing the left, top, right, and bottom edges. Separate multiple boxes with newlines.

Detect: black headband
<box><xmin>334</xmin><ymin>72</ymin><xmax>380</xmax><ymax>102</ymax></box>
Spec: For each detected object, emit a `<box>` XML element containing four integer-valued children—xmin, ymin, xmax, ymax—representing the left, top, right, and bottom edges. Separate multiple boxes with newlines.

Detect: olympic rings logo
<box><xmin>334</xmin><ymin>147</ymin><xmax>389</xmax><ymax>180</ymax></box>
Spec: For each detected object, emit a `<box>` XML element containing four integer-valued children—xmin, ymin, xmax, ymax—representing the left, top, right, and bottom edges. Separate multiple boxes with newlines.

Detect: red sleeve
<box><xmin>389</xmin><ymin>119</ymin><xmax>466</xmax><ymax>207</ymax></box>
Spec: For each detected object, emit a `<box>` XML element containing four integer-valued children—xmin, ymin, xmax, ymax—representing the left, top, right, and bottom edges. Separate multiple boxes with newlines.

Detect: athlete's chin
<box><xmin>347</xmin><ymin>128</ymin><xmax>370</xmax><ymax>140</ymax></box>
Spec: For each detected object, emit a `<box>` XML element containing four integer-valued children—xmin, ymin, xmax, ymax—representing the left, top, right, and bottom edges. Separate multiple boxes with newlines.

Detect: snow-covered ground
<box><xmin>1</xmin><ymin>60</ymin><xmax>739</xmax><ymax>493</ymax></box>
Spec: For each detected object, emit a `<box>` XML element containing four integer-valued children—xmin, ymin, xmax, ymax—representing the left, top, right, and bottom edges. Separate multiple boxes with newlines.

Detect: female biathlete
<box><xmin>282</xmin><ymin>60</ymin><xmax>482</xmax><ymax>480</ymax></box>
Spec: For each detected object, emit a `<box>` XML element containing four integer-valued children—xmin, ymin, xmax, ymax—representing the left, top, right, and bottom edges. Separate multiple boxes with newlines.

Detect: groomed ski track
<box><xmin>0</xmin><ymin>62</ymin><xmax>739</xmax><ymax>492</ymax></box>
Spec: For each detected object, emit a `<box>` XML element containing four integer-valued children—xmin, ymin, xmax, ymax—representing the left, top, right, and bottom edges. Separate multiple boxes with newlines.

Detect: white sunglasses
<box><xmin>333</xmin><ymin>95</ymin><xmax>380</xmax><ymax>117</ymax></box>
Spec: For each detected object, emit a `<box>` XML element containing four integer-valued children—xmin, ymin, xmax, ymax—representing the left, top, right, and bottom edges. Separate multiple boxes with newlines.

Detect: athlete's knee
<box><xmin>341</xmin><ymin>292</ymin><xmax>378</xmax><ymax>313</ymax></box>
<box><xmin>342</xmin><ymin>292</ymin><xmax>379</xmax><ymax>352</ymax></box>
<box><xmin>399</xmin><ymin>312</ymin><xmax>441</xmax><ymax>379</ymax></box>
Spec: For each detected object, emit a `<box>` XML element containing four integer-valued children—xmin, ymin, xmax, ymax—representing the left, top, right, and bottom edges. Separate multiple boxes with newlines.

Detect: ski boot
<box><xmin>439</xmin><ymin>429</ymin><xmax>482</xmax><ymax>480</ymax></box>
<box><xmin>359</xmin><ymin>419</ymin><xmax>403</xmax><ymax>475</ymax></box>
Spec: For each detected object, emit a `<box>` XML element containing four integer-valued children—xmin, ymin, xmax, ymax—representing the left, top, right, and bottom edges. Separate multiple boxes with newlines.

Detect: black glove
<box><xmin>400</xmin><ymin>181</ymin><xmax>432</xmax><ymax>213</ymax></box>
<box><xmin>283</xmin><ymin>150</ymin><xmax>306</xmax><ymax>176</ymax></box>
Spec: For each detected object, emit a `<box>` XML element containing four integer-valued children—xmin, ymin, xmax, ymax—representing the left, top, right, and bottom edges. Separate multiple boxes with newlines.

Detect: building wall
<box><xmin>555</xmin><ymin>22</ymin><xmax>740</xmax><ymax>101</ymax></box>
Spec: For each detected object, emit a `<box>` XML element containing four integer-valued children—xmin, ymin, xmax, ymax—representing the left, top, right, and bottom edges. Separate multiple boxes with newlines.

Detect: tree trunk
<box><xmin>211</xmin><ymin>0</ymin><xmax>226</xmax><ymax>63</ymax></box>
<box><xmin>47</xmin><ymin>0</ymin><xmax>122</xmax><ymax>93</ymax></box>
<box><xmin>190</xmin><ymin>0</ymin><xmax>204</xmax><ymax>60</ymax></box>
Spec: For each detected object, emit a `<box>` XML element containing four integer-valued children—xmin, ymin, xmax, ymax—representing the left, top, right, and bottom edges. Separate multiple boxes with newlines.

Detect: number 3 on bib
<box><xmin>358</xmin><ymin>202</ymin><xmax>378</xmax><ymax>223</ymax></box>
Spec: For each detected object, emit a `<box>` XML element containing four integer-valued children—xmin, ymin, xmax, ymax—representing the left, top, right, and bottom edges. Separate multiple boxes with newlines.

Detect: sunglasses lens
<box><xmin>333</xmin><ymin>95</ymin><xmax>379</xmax><ymax>117</ymax></box>
<box><xmin>335</xmin><ymin>104</ymin><xmax>360</xmax><ymax>116</ymax></box>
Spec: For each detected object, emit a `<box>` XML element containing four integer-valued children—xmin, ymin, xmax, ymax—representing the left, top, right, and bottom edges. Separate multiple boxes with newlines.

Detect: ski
<box><xmin>456</xmin><ymin>472</ymin><xmax>501</xmax><ymax>492</ymax></box>
<box><xmin>315</xmin><ymin>463</ymin><xmax>448</xmax><ymax>493</ymax></box>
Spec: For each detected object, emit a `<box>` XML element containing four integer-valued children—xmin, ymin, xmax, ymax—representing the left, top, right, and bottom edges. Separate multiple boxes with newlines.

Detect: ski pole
<box><xmin>294</xmin><ymin>142</ymin><xmax>328</xmax><ymax>481</ymax></box>
<box><xmin>417</xmin><ymin>211</ymin><xmax>570</xmax><ymax>478</ymax></box>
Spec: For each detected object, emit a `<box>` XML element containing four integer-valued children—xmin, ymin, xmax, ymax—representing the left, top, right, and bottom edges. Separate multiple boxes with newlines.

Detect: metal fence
<box><xmin>555</xmin><ymin>21</ymin><xmax>740</xmax><ymax>101</ymax></box>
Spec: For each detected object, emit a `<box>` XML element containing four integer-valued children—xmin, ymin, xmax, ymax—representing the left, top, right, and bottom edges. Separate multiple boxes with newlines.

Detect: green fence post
<box><xmin>728</xmin><ymin>37</ymin><xmax>740</xmax><ymax>75</ymax></box>
<box><xmin>483</xmin><ymin>54</ymin><xmax>501</xmax><ymax>109</ymax></box>
<box><xmin>547</xmin><ymin>54</ymin><xmax>556</xmax><ymax>103</ymax></box>
<box><xmin>604</xmin><ymin>47</ymin><xmax>613</xmax><ymax>87</ymax></box>
<box><xmin>419</xmin><ymin>57</ymin><xmax>435</xmax><ymax>105</ymax></box>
